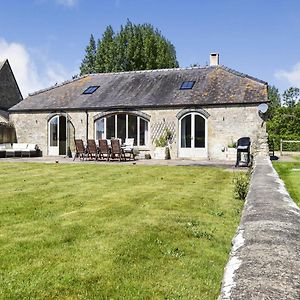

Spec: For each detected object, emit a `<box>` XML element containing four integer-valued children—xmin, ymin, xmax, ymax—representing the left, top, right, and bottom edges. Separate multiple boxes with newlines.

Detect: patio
<box><xmin>0</xmin><ymin>155</ymin><xmax>242</xmax><ymax>170</ymax></box>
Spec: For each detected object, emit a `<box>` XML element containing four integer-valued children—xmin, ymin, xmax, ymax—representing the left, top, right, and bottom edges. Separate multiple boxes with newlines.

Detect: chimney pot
<box><xmin>210</xmin><ymin>53</ymin><xmax>219</xmax><ymax>66</ymax></box>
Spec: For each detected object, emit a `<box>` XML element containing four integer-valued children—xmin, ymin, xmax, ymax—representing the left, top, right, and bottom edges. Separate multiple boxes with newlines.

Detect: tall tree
<box><xmin>80</xmin><ymin>34</ymin><xmax>97</xmax><ymax>75</ymax></box>
<box><xmin>282</xmin><ymin>87</ymin><xmax>300</xmax><ymax>107</ymax></box>
<box><xmin>80</xmin><ymin>21</ymin><xmax>179</xmax><ymax>75</ymax></box>
<box><xmin>95</xmin><ymin>26</ymin><xmax>116</xmax><ymax>73</ymax></box>
<box><xmin>267</xmin><ymin>85</ymin><xmax>281</xmax><ymax>118</ymax></box>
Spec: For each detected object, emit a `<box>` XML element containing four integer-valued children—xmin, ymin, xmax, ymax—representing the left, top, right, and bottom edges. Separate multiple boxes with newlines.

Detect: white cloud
<box><xmin>275</xmin><ymin>62</ymin><xmax>300</xmax><ymax>88</ymax></box>
<box><xmin>0</xmin><ymin>38</ymin><xmax>73</xmax><ymax>97</ymax></box>
<box><xmin>56</xmin><ymin>0</ymin><xmax>78</xmax><ymax>7</ymax></box>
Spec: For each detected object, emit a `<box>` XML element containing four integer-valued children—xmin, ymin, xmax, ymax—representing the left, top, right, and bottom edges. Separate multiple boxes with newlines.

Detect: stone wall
<box><xmin>10</xmin><ymin>104</ymin><xmax>266</xmax><ymax>159</ymax></box>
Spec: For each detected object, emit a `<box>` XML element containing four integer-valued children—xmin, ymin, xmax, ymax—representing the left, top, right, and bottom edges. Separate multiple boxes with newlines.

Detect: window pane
<box><xmin>59</xmin><ymin>116</ymin><xmax>66</xmax><ymax>155</ymax></box>
<box><xmin>83</xmin><ymin>86</ymin><xmax>99</xmax><ymax>94</ymax></box>
<box><xmin>140</xmin><ymin>118</ymin><xmax>148</xmax><ymax>146</ymax></box>
<box><xmin>181</xmin><ymin>115</ymin><xmax>191</xmax><ymax>148</ymax></box>
<box><xmin>106</xmin><ymin>115</ymin><xmax>115</xmax><ymax>139</ymax></box>
<box><xmin>95</xmin><ymin>118</ymin><xmax>105</xmax><ymax>140</ymax></box>
<box><xmin>128</xmin><ymin>115</ymin><xmax>137</xmax><ymax>146</ymax></box>
<box><xmin>195</xmin><ymin>115</ymin><xmax>205</xmax><ymax>148</ymax></box>
<box><xmin>117</xmin><ymin>114</ymin><xmax>126</xmax><ymax>143</ymax></box>
<box><xmin>180</xmin><ymin>81</ymin><xmax>195</xmax><ymax>90</ymax></box>
<box><xmin>50</xmin><ymin>117</ymin><xmax>58</xmax><ymax>146</ymax></box>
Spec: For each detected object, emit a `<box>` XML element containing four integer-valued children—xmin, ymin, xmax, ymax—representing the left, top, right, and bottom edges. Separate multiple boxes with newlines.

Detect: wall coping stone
<box><xmin>219</xmin><ymin>155</ymin><xmax>300</xmax><ymax>299</ymax></box>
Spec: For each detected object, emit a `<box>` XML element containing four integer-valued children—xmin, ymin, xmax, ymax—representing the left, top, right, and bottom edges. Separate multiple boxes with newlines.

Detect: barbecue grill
<box><xmin>235</xmin><ymin>137</ymin><xmax>251</xmax><ymax>167</ymax></box>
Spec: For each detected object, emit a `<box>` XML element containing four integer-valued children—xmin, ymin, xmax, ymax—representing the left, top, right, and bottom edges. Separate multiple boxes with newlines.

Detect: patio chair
<box><xmin>123</xmin><ymin>138</ymin><xmax>135</xmax><ymax>160</ymax></box>
<box><xmin>111</xmin><ymin>139</ymin><xmax>126</xmax><ymax>161</ymax></box>
<box><xmin>87</xmin><ymin>139</ymin><xmax>99</xmax><ymax>160</ymax></box>
<box><xmin>74</xmin><ymin>139</ymin><xmax>87</xmax><ymax>161</ymax></box>
<box><xmin>98</xmin><ymin>139</ymin><xmax>111</xmax><ymax>161</ymax></box>
<box><xmin>235</xmin><ymin>137</ymin><xmax>251</xmax><ymax>167</ymax></box>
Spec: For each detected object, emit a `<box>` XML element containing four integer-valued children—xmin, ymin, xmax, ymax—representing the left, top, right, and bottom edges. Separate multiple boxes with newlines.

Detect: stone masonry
<box><xmin>10</xmin><ymin>103</ymin><xmax>266</xmax><ymax>159</ymax></box>
<box><xmin>219</xmin><ymin>155</ymin><xmax>300</xmax><ymax>299</ymax></box>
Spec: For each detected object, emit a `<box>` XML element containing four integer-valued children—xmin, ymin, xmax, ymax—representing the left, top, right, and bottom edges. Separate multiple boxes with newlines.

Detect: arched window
<box><xmin>95</xmin><ymin>113</ymin><xmax>149</xmax><ymax>146</ymax></box>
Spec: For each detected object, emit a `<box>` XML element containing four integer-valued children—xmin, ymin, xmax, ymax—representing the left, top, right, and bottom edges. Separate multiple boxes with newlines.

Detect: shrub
<box><xmin>233</xmin><ymin>172</ymin><xmax>250</xmax><ymax>200</ymax></box>
<box><xmin>155</xmin><ymin>129</ymin><xmax>173</xmax><ymax>147</ymax></box>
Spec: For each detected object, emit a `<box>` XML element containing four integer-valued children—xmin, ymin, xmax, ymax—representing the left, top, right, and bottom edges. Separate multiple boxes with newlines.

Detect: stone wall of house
<box><xmin>10</xmin><ymin>111</ymin><xmax>87</xmax><ymax>155</ymax></box>
<box><xmin>10</xmin><ymin>104</ymin><xmax>266</xmax><ymax>160</ymax></box>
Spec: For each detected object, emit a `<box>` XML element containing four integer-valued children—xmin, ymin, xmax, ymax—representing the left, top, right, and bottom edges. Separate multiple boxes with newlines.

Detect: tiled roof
<box><xmin>0</xmin><ymin>59</ymin><xmax>23</xmax><ymax>110</ymax></box>
<box><xmin>10</xmin><ymin>65</ymin><xmax>268</xmax><ymax>112</ymax></box>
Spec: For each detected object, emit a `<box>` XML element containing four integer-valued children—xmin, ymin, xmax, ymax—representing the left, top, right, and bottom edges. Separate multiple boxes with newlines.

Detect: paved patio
<box><xmin>0</xmin><ymin>155</ymin><xmax>243</xmax><ymax>170</ymax></box>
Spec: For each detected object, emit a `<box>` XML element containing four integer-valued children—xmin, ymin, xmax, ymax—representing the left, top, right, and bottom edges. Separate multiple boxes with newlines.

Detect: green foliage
<box><xmin>267</xmin><ymin>86</ymin><xmax>300</xmax><ymax>151</ymax></box>
<box><xmin>273</xmin><ymin>161</ymin><xmax>300</xmax><ymax>205</ymax></box>
<box><xmin>282</xmin><ymin>87</ymin><xmax>300</xmax><ymax>108</ymax></box>
<box><xmin>95</xmin><ymin>25</ymin><xmax>116</xmax><ymax>73</ymax></box>
<box><xmin>80</xmin><ymin>20</ymin><xmax>179</xmax><ymax>75</ymax></box>
<box><xmin>155</xmin><ymin>129</ymin><xmax>173</xmax><ymax>147</ymax></box>
<box><xmin>0</xmin><ymin>163</ymin><xmax>243</xmax><ymax>299</ymax></box>
<box><xmin>228</xmin><ymin>140</ymin><xmax>237</xmax><ymax>148</ymax></box>
<box><xmin>267</xmin><ymin>105</ymin><xmax>300</xmax><ymax>150</ymax></box>
<box><xmin>267</xmin><ymin>85</ymin><xmax>281</xmax><ymax>118</ymax></box>
<box><xmin>233</xmin><ymin>172</ymin><xmax>250</xmax><ymax>200</ymax></box>
<box><xmin>79</xmin><ymin>34</ymin><xmax>97</xmax><ymax>75</ymax></box>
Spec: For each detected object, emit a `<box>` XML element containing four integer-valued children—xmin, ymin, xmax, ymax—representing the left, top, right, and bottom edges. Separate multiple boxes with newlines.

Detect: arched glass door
<box><xmin>179</xmin><ymin>113</ymin><xmax>207</xmax><ymax>158</ymax></box>
<box><xmin>48</xmin><ymin>115</ymin><xmax>67</xmax><ymax>155</ymax></box>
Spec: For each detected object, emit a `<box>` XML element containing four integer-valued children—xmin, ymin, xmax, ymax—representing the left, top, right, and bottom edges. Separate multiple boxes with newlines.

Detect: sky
<box><xmin>0</xmin><ymin>0</ymin><xmax>300</xmax><ymax>97</ymax></box>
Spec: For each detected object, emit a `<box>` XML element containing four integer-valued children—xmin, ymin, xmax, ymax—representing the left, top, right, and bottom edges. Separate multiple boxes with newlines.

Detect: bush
<box><xmin>233</xmin><ymin>172</ymin><xmax>250</xmax><ymax>200</ymax></box>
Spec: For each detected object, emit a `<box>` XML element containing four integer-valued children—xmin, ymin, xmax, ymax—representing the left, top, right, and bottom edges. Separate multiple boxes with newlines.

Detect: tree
<box><xmin>282</xmin><ymin>87</ymin><xmax>300</xmax><ymax>107</ymax></box>
<box><xmin>267</xmin><ymin>85</ymin><xmax>300</xmax><ymax>150</ymax></box>
<box><xmin>80</xmin><ymin>34</ymin><xmax>97</xmax><ymax>75</ymax></box>
<box><xmin>267</xmin><ymin>85</ymin><xmax>281</xmax><ymax>119</ymax></box>
<box><xmin>95</xmin><ymin>26</ymin><xmax>116</xmax><ymax>73</ymax></box>
<box><xmin>80</xmin><ymin>21</ymin><xmax>179</xmax><ymax>75</ymax></box>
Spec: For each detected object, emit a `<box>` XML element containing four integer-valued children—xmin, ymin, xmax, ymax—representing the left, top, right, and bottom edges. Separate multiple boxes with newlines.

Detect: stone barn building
<box><xmin>9</xmin><ymin>54</ymin><xmax>268</xmax><ymax>160</ymax></box>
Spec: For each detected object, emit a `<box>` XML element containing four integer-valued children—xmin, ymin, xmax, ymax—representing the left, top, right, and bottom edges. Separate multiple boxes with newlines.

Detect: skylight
<box><xmin>83</xmin><ymin>86</ymin><xmax>99</xmax><ymax>94</ymax></box>
<box><xmin>180</xmin><ymin>81</ymin><xmax>195</xmax><ymax>90</ymax></box>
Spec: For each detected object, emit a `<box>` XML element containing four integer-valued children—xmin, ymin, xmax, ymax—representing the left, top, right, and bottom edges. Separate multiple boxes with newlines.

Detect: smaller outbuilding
<box><xmin>0</xmin><ymin>59</ymin><xmax>23</xmax><ymax>122</ymax></box>
<box><xmin>0</xmin><ymin>59</ymin><xmax>23</xmax><ymax>144</ymax></box>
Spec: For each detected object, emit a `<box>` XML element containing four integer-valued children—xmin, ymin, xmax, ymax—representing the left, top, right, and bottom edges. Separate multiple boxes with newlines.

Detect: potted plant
<box><xmin>226</xmin><ymin>139</ymin><xmax>237</xmax><ymax>160</ymax></box>
<box><xmin>154</xmin><ymin>129</ymin><xmax>172</xmax><ymax>159</ymax></box>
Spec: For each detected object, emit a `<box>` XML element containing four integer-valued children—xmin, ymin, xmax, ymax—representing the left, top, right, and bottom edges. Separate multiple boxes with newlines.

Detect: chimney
<box><xmin>210</xmin><ymin>53</ymin><xmax>219</xmax><ymax>66</ymax></box>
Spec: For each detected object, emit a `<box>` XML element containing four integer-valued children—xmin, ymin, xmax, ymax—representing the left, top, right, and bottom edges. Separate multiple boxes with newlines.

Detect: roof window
<box><xmin>83</xmin><ymin>86</ymin><xmax>99</xmax><ymax>94</ymax></box>
<box><xmin>180</xmin><ymin>81</ymin><xmax>195</xmax><ymax>90</ymax></box>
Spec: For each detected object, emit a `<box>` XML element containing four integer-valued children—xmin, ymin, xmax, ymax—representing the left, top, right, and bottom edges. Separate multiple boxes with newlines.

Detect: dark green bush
<box><xmin>233</xmin><ymin>172</ymin><xmax>250</xmax><ymax>200</ymax></box>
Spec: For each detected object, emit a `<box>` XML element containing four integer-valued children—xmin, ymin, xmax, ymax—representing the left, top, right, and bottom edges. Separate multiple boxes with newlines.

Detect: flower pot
<box><xmin>154</xmin><ymin>147</ymin><xmax>166</xmax><ymax>159</ymax></box>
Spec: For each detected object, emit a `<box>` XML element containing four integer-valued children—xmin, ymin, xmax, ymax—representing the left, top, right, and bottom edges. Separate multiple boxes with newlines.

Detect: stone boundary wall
<box><xmin>219</xmin><ymin>155</ymin><xmax>300</xmax><ymax>299</ymax></box>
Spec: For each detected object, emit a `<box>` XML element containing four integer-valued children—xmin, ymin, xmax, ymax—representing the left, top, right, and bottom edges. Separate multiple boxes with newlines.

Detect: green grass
<box><xmin>273</xmin><ymin>159</ymin><xmax>300</xmax><ymax>206</ymax></box>
<box><xmin>0</xmin><ymin>163</ymin><xmax>243</xmax><ymax>299</ymax></box>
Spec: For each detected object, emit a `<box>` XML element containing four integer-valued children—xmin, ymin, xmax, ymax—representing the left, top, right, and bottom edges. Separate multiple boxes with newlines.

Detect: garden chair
<box><xmin>111</xmin><ymin>139</ymin><xmax>126</xmax><ymax>161</ymax></box>
<box><xmin>74</xmin><ymin>139</ymin><xmax>87</xmax><ymax>161</ymax></box>
<box><xmin>98</xmin><ymin>139</ymin><xmax>111</xmax><ymax>161</ymax></box>
<box><xmin>123</xmin><ymin>138</ymin><xmax>135</xmax><ymax>160</ymax></box>
<box><xmin>87</xmin><ymin>139</ymin><xmax>99</xmax><ymax>160</ymax></box>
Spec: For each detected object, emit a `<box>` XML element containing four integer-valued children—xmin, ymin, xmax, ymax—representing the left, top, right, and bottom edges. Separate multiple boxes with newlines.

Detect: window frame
<box><xmin>82</xmin><ymin>86</ymin><xmax>100</xmax><ymax>95</ymax></box>
<box><xmin>95</xmin><ymin>113</ymin><xmax>149</xmax><ymax>147</ymax></box>
<box><xmin>180</xmin><ymin>81</ymin><xmax>196</xmax><ymax>90</ymax></box>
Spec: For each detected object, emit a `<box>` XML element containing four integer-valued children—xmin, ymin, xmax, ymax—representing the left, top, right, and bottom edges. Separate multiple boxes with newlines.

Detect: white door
<box><xmin>48</xmin><ymin>115</ymin><xmax>67</xmax><ymax>156</ymax></box>
<box><xmin>178</xmin><ymin>113</ymin><xmax>207</xmax><ymax>158</ymax></box>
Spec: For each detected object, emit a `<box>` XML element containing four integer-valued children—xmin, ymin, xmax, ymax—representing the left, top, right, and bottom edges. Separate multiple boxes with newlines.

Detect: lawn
<box><xmin>273</xmin><ymin>158</ymin><xmax>300</xmax><ymax>206</ymax></box>
<box><xmin>0</xmin><ymin>163</ymin><xmax>243</xmax><ymax>299</ymax></box>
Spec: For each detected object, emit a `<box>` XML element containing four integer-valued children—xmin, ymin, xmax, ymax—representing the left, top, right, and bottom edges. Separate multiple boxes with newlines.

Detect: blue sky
<box><xmin>0</xmin><ymin>0</ymin><xmax>299</xmax><ymax>96</ymax></box>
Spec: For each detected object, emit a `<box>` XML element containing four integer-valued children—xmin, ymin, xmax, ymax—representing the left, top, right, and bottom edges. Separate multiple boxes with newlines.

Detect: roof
<box><xmin>0</xmin><ymin>59</ymin><xmax>23</xmax><ymax>110</ymax></box>
<box><xmin>10</xmin><ymin>65</ymin><xmax>268</xmax><ymax>112</ymax></box>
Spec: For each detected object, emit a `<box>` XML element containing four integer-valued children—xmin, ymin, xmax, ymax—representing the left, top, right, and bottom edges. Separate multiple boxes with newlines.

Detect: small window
<box><xmin>83</xmin><ymin>86</ymin><xmax>99</xmax><ymax>94</ymax></box>
<box><xmin>180</xmin><ymin>81</ymin><xmax>195</xmax><ymax>90</ymax></box>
